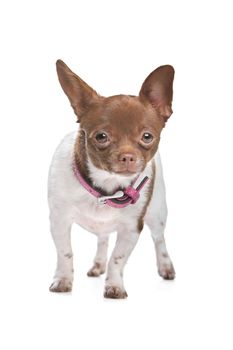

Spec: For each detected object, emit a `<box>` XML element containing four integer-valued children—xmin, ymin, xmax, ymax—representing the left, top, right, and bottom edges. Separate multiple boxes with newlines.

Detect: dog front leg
<box><xmin>87</xmin><ymin>235</ymin><xmax>109</xmax><ymax>277</ymax></box>
<box><xmin>49</xmin><ymin>213</ymin><xmax>74</xmax><ymax>293</ymax></box>
<box><xmin>104</xmin><ymin>225</ymin><xmax>140</xmax><ymax>299</ymax></box>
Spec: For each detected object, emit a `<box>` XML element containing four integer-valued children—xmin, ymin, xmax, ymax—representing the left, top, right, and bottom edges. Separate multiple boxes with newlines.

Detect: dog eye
<box><xmin>95</xmin><ymin>132</ymin><xmax>109</xmax><ymax>143</ymax></box>
<box><xmin>142</xmin><ymin>132</ymin><xmax>153</xmax><ymax>143</ymax></box>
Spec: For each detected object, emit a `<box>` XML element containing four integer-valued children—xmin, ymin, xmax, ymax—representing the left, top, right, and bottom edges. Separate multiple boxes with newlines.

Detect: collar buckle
<box><xmin>124</xmin><ymin>186</ymin><xmax>140</xmax><ymax>204</ymax></box>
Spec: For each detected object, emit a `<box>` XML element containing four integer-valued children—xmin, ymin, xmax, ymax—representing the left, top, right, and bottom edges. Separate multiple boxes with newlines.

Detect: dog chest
<box><xmin>73</xmin><ymin>199</ymin><xmax>120</xmax><ymax>234</ymax></box>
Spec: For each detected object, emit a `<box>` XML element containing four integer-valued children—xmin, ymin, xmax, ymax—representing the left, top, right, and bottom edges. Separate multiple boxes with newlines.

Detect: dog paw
<box><xmin>49</xmin><ymin>278</ymin><xmax>72</xmax><ymax>293</ymax></box>
<box><xmin>158</xmin><ymin>263</ymin><xmax>176</xmax><ymax>280</ymax></box>
<box><xmin>104</xmin><ymin>285</ymin><xmax>128</xmax><ymax>299</ymax></box>
<box><xmin>87</xmin><ymin>263</ymin><xmax>105</xmax><ymax>277</ymax></box>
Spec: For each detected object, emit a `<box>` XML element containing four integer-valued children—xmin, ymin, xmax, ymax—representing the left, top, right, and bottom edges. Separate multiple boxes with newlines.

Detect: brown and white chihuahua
<box><xmin>48</xmin><ymin>60</ymin><xmax>175</xmax><ymax>298</ymax></box>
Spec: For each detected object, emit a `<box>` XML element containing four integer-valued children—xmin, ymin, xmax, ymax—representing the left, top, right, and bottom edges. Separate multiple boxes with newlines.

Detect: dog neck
<box><xmin>74</xmin><ymin>130</ymin><xmax>138</xmax><ymax>195</ymax></box>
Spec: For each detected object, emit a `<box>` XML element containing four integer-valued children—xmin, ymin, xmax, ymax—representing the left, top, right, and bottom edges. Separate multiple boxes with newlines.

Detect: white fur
<box><xmin>48</xmin><ymin>130</ymin><xmax>175</xmax><ymax>296</ymax></box>
<box><xmin>87</xmin><ymin>156</ymin><xmax>138</xmax><ymax>192</ymax></box>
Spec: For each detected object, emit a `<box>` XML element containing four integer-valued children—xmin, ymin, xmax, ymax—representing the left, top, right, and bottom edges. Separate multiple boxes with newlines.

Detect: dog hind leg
<box><xmin>145</xmin><ymin>154</ymin><xmax>175</xmax><ymax>280</ymax></box>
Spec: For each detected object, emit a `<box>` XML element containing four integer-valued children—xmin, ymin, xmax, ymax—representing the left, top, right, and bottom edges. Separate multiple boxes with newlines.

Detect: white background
<box><xmin>0</xmin><ymin>0</ymin><xmax>233</xmax><ymax>349</ymax></box>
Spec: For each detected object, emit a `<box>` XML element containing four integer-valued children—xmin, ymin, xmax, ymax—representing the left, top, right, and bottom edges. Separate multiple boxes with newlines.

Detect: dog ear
<box><xmin>139</xmin><ymin>65</ymin><xmax>175</xmax><ymax>122</ymax></box>
<box><xmin>56</xmin><ymin>60</ymin><xmax>99</xmax><ymax>121</ymax></box>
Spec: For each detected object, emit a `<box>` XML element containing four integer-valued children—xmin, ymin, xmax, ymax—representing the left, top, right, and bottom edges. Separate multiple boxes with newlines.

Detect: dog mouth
<box><xmin>114</xmin><ymin>170</ymin><xmax>138</xmax><ymax>176</ymax></box>
<box><xmin>111</xmin><ymin>164</ymin><xmax>144</xmax><ymax>176</ymax></box>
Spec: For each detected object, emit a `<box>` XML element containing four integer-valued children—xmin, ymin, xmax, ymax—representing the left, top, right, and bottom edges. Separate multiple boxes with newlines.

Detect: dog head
<box><xmin>56</xmin><ymin>60</ymin><xmax>174</xmax><ymax>177</ymax></box>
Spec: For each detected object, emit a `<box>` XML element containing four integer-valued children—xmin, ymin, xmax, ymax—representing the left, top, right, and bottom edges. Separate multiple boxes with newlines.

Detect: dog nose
<box><xmin>119</xmin><ymin>153</ymin><xmax>136</xmax><ymax>164</ymax></box>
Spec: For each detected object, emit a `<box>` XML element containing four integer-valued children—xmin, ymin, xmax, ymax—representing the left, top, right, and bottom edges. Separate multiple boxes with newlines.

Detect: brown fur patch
<box><xmin>137</xmin><ymin>159</ymin><xmax>156</xmax><ymax>233</ymax></box>
<box><xmin>114</xmin><ymin>255</ymin><xmax>125</xmax><ymax>264</ymax></box>
<box><xmin>94</xmin><ymin>262</ymin><xmax>101</xmax><ymax>269</ymax></box>
<box><xmin>64</xmin><ymin>253</ymin><xmax>73</xmax><ymax>259</ymax></box>
<box><xmin>87</xmin><ymin>262</ymin><xmax>105</xmax><ymax>277</ymax></box>
<box><xmin>74</xmin><ymin>129</ymin><xmax>89</xmax><ymax>180</ymax></box>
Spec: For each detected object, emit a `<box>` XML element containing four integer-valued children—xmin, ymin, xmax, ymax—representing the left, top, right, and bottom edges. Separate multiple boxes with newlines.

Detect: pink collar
<box><xmin>73</xmin><ymin>162</ymin><xmax>149</xmax><ymax>209</ymax></box>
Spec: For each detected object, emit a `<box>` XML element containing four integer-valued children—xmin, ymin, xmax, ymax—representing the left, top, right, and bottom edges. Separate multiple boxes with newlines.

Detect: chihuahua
<box><xmin>48</xmin><ymin>60</ymin><xmax>175</xmax><ymax>298</ymax></box>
